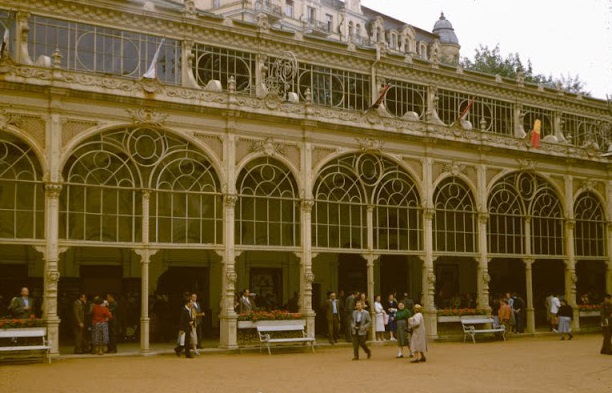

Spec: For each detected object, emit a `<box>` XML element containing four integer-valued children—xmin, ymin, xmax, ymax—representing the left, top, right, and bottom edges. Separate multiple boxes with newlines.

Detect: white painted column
<box><xmin>565</xmin><ymin>219</ymin><xmax>579</xmax><ymax>330</ymax></box>
<box><xmin>42</xmin><ymin>182</ymin><xmax>62</xmax><ymax>356</ymax></box>
<box><xmin>422</xmin><ymin>207</ymin><xmax>438</xmax><ymax>339</ymax></box>
<box><xmin>607</xmin><ymin>221</ymin><xmax>612</xmax><ymax>295</ymax></box>
<box><xmin>523</xmin><ymin>258</ymin><xmax>535</xmax><ymax>334</ymax></box>
<box><xmin>476</xmin><ymin>165</ymin><xmax>491</xmax><ymax>311</ymax></box>
<box><xmin>298</xmin><ymin>198</ymin><xmax>316</xmax><ymax>338</ymax></box>
<box><xmin>219</xmin><ymin>194</ymin><xmax>239</xmax><ymax>349</ymax></box>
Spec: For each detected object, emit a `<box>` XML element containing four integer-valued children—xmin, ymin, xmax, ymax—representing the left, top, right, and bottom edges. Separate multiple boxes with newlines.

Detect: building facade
<box><xmin>0</xmin><ymin>0</ymin><xmax>611</xmax><ymax>355</ymax></box>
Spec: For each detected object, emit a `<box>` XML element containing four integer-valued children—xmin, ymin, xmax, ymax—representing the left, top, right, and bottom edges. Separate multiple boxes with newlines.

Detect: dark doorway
<box><xmin>338</xmin><ymin>254</ymin><xmax>366</xmax><ymax>294</ymax></box>
<box><xmin>533</xmin><ymin>259</ymin><xmax>565</xmax><ymax>327</ymax></box>
<box><xmin>488</xmin><ymin>259</ymin><xmax>526</xmax><ymax>299</ymax></box>
<box><xmin>380</xmin><ymin>255</ymin><xmax>408</xmax><ymax>298</ymax></box>
<box><xmin>576</xmin><ymin>260</ymin><xmax>606</xmax><ymax>304</ymax></box>
<box><xmin>80</xmin><ymin>265</ymin><xmax>123</xmax><ymax>296</ymax></box>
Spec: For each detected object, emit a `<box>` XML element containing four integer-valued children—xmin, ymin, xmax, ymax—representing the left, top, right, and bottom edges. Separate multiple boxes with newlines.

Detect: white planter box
<box><xmin>237</xmin><ymin>319</ymin><xmax>305</xmax><ymax>329</ymax></box>
<box><xmin>437</xmin><ymin>315</ymin><xmax>487</xmax><ymax>323</ymax></box>
<box><xmin>579</xmin><ymin>310</ymin><xmax>600</xmax><ymax>318</ymax></box>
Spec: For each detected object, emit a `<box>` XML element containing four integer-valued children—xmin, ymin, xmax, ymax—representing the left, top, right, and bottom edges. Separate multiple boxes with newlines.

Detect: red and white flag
<box><xmin>530</xmin><ymin>119</ymin><xmax>542</xmax><ymax>148</ymax></box>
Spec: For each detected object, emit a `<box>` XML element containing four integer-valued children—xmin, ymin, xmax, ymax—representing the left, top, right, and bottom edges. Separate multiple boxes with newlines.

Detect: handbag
<box><xmin>177</xmin><ymin>331</ymin><xmax>186</xmax><ymax>346</ymax></box>
<box><xmin>383</xmin><ymin>313</ymin><xmax>389</xmax><ymax>325</ymax></box>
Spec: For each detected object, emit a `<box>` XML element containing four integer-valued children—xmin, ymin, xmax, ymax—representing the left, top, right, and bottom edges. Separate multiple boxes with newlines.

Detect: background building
<box><xmin>0</xmin><ymin>0</ymin><xmax>610</xmax><ymax>354</ymax></box>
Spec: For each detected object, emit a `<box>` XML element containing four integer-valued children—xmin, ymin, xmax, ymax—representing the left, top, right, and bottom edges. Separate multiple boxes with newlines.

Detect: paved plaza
<box><xmin>1</xmin><ymin>334</ymin><xmax>611</xmax><ymax>393</ymax></box>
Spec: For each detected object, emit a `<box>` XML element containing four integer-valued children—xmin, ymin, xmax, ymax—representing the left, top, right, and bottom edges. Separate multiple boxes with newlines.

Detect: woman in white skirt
<box><xmin>557</xmin><ymin>299</ymin><xmax>573</xmax><ymax>340</ymax></box>
<box><xmin>373</xmin><ymin>295</ymin><xmax>386</xmax><ymax>341</ymax></box>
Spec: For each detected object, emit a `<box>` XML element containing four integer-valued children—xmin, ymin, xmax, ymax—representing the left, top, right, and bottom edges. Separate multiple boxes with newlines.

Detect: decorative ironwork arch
<box><xmin>313</xmin><ymin>153</ymin><xmax>420</xmax><ymax>250</ymax></box>
<box><xmin>574</xmin><ymin>192</ymin><xmax>606</xmax><ymax>257</ymax></box>
<box><xmin>433</xmin><ymin>177</ymin><xmax>477</xmax><ymax>253</ymax></box>
<box><xmin>0</xmin><ymin>134</ymin><xmax>45</xmax><ymax>239</ymax></box>
<box><xmin>61</xmin><ymin>127</ymin><xmax>222</xmax><ymax>244</ymax></box>
<box><xmin>236</xmin><ymin>156</ymin><xmax>299</xmax><ymax>246</ymax></box>
<box><xmin>488</xmin><ymin>172</ymin><xmax>564</xmax><ymax>255</ymax></box>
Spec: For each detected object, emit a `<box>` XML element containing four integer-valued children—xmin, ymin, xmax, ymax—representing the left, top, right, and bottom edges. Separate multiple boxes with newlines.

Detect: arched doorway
<box><xmin>60</xmin><ymin>126</ymin><xmax>223</xmax><ymax>350</ymax></box>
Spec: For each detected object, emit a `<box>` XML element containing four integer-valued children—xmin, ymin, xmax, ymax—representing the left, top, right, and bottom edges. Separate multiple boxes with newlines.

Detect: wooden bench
<box><xmin>0</xmin><ymin>327</ymin><xmax>51</xmax><ymax>363</ymax></box>
<box><xmin>256</xmin><ymin>325</ymin><xmax>315</xmax><ymax>355</ymax></box>
<box><xmin>461</xmin><ymin>317</ymin><xmax>505</xmax><ymax>344</ymax></box>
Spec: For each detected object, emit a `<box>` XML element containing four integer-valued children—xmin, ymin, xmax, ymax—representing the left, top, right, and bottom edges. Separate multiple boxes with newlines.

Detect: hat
<box><xmin>414</xmin><ymin>304</ymin><xmax>422</xmax><ymax>310</ymax></box>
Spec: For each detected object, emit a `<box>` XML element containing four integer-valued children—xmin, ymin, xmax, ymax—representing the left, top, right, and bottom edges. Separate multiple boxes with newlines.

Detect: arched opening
<box><xmin>59</xmin><ymin>126</ymin><xmax>223</xmax><ymax>350</ymax></box>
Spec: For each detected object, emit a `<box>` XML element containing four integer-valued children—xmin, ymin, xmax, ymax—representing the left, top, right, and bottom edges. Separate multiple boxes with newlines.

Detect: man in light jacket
<box><xmin>351</xmin><ymin>300</ymin><xmax>371</xmax><ymax>360</ymax></box>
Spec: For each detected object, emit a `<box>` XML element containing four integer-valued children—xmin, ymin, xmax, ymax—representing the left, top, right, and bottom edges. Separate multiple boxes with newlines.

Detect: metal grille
<box><xmin>373</xmin><ymin>168</ymin><xmax>421</xmax><ymax>251</ymax></box>
<box><xmin>384</xmin><ymin>80</ymin><xmax>426</xmax><ymax>119</ymax></box>
<box><xmin>522</xmin><ymin>105</ymin><xmax>553</xmax><ymax>138</ymax></box>
<box><xmin>0</xmin><ymin>135</ymin><xmax>45</xmax><ymax>240</ymax></box>
<box><xmin>313</xmin><ymin>154</ymin><xmax>367</xmax><ymax>249</ymax></box>
<box><xmin>297</xmin><ymin>63</ymin><xmax>371</xmax><ymax>111</ymax></box>
<box><xmin>488</xmin><ymin>172</ymin><xmax>564</xmax><ymax>256</ymax></box>
<box><xmin>574</xmin><ymin>192</ymin><xmax>606</xmax><ymax>257</ymax></box>
<box><xmin>192</xmin><ymin>44</ymin><xmax>255</xmax><ymax>93</ymax></box>
<box><xmin>28</xmin><ymin>15</ymin><xmax>181</xmax><ymax>84</ymax></box>
<box><xmin>0</xmin><ymin>9</ymin><xmax>16</xmax><ymax>59</ymax></box>
<box><xmin>236</xmin><ymin>157</ymin><xmax>300</xmax><ymax>246</ymax></box>
<box><xmin>61</xmin><ymin>127</ymin><xmax>222</xmax><ymax>244</ymax></box>
<box><xmin>433</xmin><ymin>177</ymin><xmax>477</xmax><ymax>253</ymax></box>
<box><xmin>561</xmin><ymin>113</ymin><xmax>610</xmax><ymax>149</ymax></box>
<box><xmin>436</xmin><ymin>89</ymin><xmax>514</xmax><ymax>134</ymax></box>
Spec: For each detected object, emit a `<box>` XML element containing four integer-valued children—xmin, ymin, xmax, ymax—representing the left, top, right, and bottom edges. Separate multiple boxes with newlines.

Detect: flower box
<box><xmin>238</xmin><ymin>319</ymin><xmax>305</xmax><ymax>329</ymax></box>
<box><xmin>579</xmin><ymin>310</ymin><xmax>600</xmax><ymax>318</ymax></box>
<box><xmin>0</xmin><ymin>318</ymin><xmax>45</xmax><ymax>330</ymax></box>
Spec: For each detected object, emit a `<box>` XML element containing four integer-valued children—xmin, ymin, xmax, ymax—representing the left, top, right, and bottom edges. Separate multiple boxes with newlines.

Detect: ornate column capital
<box><xmin>522</xmin><ymin>258</ymin><xmax>535</xmax><ymax>268</ymax></box>
<box><xmin>478</xmin><ymin>212</ymin><xmax>490</xmax><ymax>224</ymax></box>
<box><xmin>44</xmin><ymin>182</ymin><xmax>63</xmax><ymax>198</ymax></box>
<box><xmin>223</xmin><ymin>193</ymin><xmax>238</xmax><ymax>207</ymax></box>
<box><xmin>300</xmin><ymin>199</ymin><xmax>314</xmax><ymax>213</ymax></box>
<box><xmin>423</xmin><ymin>207</ymin><xmax>435</xmax><ymax>220</ymax></box>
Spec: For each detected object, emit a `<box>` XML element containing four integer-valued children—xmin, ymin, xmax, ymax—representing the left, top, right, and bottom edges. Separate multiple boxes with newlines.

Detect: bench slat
<box><xmin>0</xmin><ymin>346</ymin><xmax>50</xmax><ymax>351</ymax></box>
<box><xmin>256</xmin><ymin>325</ymin><xmax>304</xmax><ymax>332</ymax></box>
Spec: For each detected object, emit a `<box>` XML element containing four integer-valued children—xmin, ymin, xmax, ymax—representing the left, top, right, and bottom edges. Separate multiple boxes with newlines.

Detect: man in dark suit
<box><xmin>106</xmin><ymin>293</ymin><xmax>119</xmax><ymax>353</ymax></box>
<box><xmin>351</xmin><ymin>300</ymin><xmax>371</xmax><ymax>360</ymax></box>
<box><xmin>10</xmin><ymin>287</ymin><xmax>34</xmax><ymax>319</ymax></box>
<box><xmin>344</xmin><ymin>290</ymin><xmax>359</xmax><ymax>342</ymax></box>
<box><xmin>174</xmin><ymin>296</ymin><xmax>194</xmax><ymax>358</ymax></box>
<box><xmin>239</xmin><ymin>289</ymin><xmax>253</xmax><ymax>314</ymax></box>
<box><xmin>601</xmin><ymin>294</ymin><xmax>612</xmax><ymax>355</ymax></box>
<box><xmin>73</xmin><ymin>293</ymin><xmax>87</xmax><ymax>354</ymax></box>
<box><xmin>323</xmin><ymin>291</ymin><xmax>341</xmax><ymax>344</ymax></box>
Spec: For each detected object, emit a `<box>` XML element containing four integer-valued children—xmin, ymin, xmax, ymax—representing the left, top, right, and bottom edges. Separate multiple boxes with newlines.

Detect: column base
<box><xmin>46</xmin><ymin>316</ymin><xmax>61</xmax><ymax>355</ymax></box>
<box><xmin>304</xmin><ymin>311</ymin><xmax>316</xmax><ymax>339</ymax></box>
<box><xmin>219</xmin><ymin>313</ymin><xmax>239</xmax><ymax>350</ymax></box>
<box><xmin>424</xmin><ymin>310</ymin><xmax>438</xmax><ymax>340</ymax></box>
<box><xmin>140</xmin><ymin>317</ymin><xmax>150</xmax><ymax>354</ymax></box>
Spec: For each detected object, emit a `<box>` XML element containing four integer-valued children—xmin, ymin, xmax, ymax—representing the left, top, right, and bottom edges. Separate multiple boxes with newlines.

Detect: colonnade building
<box><xmin>0</xmin><ymin>0</ymin><xmax>611</xmax><ymax>354</ymax></box>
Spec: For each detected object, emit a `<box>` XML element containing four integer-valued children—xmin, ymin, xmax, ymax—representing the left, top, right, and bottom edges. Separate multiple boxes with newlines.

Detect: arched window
<box><xmin>0</xmin><ymin>135</ymin><xmax>44</xmax><ymax>239</ymax></box>
<box><xmin>61</xmin><ymin>127</ymin><xmax>222</xmax><ymax>244</ymax></box>
<box><xmin>373</xmin><ymin>165</ymin><xmax>421</xmax><ymax>251</ymax></box>
<box><xmin>488</xmin><ymin>172</ymin><xmax>564</xmax><ymax>255</ymax></box>
<box><xmin>313</xmin><ymin>154</ymin><xmax>367</xmax><ymax>249</ymax></box>
<box><xmin>574</xmin><ymin>192</ymin><xmax>606</xmax><ymax>257</ymax></box>
<box><xmin>434</xmin><ymin>177</ymin><xmax>477</xmax><ymax>253</ymax></box>
<box><xmin>236</xmin><ymin>157</ymin><xmax>299</xmax><ymax>246</ymax></box>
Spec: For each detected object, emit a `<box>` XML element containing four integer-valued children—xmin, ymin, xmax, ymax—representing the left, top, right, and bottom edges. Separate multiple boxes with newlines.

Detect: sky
<box><xmin>360</xmin><ymin>0</ymin><xmax>612</xmax><ymax>99</ymax></box>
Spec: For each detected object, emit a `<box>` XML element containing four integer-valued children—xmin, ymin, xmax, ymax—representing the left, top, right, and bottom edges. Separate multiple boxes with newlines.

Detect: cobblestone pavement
<box><xmin>1</xmin><ymin>334</ymin><xmax>611</xmax><ymax>393</ymax></box>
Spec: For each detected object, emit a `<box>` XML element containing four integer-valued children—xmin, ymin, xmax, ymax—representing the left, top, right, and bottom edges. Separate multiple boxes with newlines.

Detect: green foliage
<box><xmin>460</xmin><ymin>45</ymin><xmax>590</xmax><ymax>96</ymax></box>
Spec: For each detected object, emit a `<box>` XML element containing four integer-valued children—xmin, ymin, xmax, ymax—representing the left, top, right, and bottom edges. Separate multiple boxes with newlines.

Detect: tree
<box><xmin>460</xmin><ymin>45</ymin><xmax>590</xmax><ymax>96</ymax></box>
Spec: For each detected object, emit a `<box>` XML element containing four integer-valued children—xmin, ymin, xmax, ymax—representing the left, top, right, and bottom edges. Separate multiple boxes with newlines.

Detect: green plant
<box><xmin>237</xmin><ymin>310</ymin><xmax>303</xmax><ymax>322</ymax></box>
<box><xmin>0</xmin><ymin>317</ymin><xmax>46</xmax><ymax>329</ymax></box>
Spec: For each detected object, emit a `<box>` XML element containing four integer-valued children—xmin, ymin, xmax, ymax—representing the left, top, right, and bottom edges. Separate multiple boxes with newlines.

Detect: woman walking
<box><xmin>557</xmin><ymin>299</ymin><xmax>573</xmax><ymax>340</ymax></box>
<box><xmin>408</xmin><ymin>304</ymin><xmax>427</xmax><ymax>363</ymax></box>
<box><xmin>394</xmin><ymin>302</ymin><xmax>411</xmax><ymax>358</ymax></box>
<box><xmin>91</xmin><ymin>296</ymin><xmax>112</xmax><ymax>355</ymax></box>
<box><xmin>386</xmin><ymin>294</ymin><xmax>398</xmax><ymax>341</ymax></box>
<box><xmin>373</xmin><ymin>295</ymin><xmax>386</xmax><ymax>341</ymax></box>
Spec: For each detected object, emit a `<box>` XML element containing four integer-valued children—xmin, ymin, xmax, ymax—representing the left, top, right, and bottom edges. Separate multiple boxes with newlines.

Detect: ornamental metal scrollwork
<box><xmin>126</xmin><ymin>108</ymin><xmax>168</xmax><ymax>127</ymax></box>
<box><xmin>265</xmin><ymin>51</ymin><xmax>298</xmax><ymax>100</ymax></box>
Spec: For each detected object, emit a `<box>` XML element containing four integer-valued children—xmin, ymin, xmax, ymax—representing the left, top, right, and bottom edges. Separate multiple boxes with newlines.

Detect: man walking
<box><xmin>323</xmin><ymin>291</ymin><xmax>341</xmax><ymax>344</ymax></box>
<box><xmin>191</xmin><ymin>293</ymin><xmax>205</xmax><ymax>349</ymax></box>
<box><xmin>351</xmin><ymin>300</ymin><xmax>371</xmax><ymax>360</ymax></box>
<box><xmin>601</xmin><ymin>294</ymin><xmax>612</xmax><ymax>355</ymax></box>
<box><xmin>344</xmin><ymin>290</ymin><xmax>358</xmax><ymax>342</ymax></box>
<box><xmin>73</xmin><ymin>293</ymin><xmax>87</xmax><ymax>354</ymax></box>
<box><xmin>174</xmin><ymin>296</ymin><xmax>194</xmax><ymax>358</ymax></box>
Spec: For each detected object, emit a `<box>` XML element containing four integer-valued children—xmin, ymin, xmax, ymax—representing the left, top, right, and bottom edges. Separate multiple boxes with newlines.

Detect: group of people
<box><xmin>173</xmin><ymin>292</ymin><xmax>206</xmax><ymax>359</ymax></box>
<box><xmin>491</xmin><ymin>292</ymin><xmax>526</xmax><ymax>336</ymax></box>
<box><xmin>72</xmin><ymin>293</ymin><xmax>119</xmax><ymax>355</ymax></box>
<box><xmin>322</xmin><ymin>290</ymin><xmax>427</xmax><ymax>363</ymax></box>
